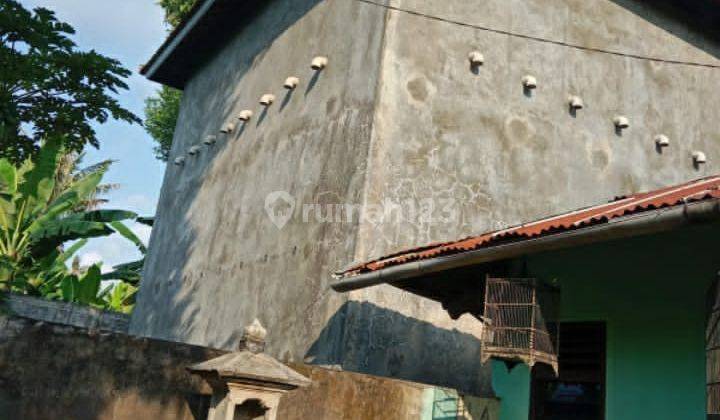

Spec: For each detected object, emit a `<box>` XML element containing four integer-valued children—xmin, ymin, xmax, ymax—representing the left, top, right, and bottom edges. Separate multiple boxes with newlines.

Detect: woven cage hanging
<box><xmin>481</xmin><ymin>277</ymin><xmax>560</xmax><ymax>375</ymax></box>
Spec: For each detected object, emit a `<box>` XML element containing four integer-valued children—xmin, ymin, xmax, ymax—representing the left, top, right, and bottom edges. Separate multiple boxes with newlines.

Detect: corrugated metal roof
<box><xmin>338</xmin><ymin>175</ymin><xmax>720</xmax><ymax>277</ymax></box>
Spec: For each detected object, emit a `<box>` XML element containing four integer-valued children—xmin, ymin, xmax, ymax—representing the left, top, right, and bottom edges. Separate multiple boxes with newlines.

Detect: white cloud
<box><xmin>133</xmin><ymin>223</ymin><xmax>153</xmax><ymax>245</ymax></box>
<box><xmin>75</xmin><ymin>251</ymin><xmax>112</xmax><ymax>273</ymax></box>
<box><xmin>79</xmin><ymin>251</ymin><xmax>103</xmax><ymax>267</ymax></box>
<box><xmin>74</xmin><ymin>223</ymin><xmax>150</xmax><ymax>272</ymax></box>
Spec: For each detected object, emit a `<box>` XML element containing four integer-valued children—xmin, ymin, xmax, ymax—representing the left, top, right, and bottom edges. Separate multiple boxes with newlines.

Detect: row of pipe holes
<box><xmin>174</xmin><ymin>51</ymin><xmax>708</xmax><ymax>168</ymax></box>
<box><xmin>470</xmin><ymin>51</ymin><xmax>706</xmax><ymax>167</ymax></box>
<box><xmin>174</xmin><ymin>56</ymin><xmax>328</xmax><ymax>166</ymax></box>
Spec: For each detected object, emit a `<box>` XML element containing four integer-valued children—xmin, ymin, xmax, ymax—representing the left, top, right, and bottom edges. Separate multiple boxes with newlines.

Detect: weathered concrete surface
<box><xmin>5</xmin><ymin>294</ymin><xmax>129</xmax><ymax>333</ymax></box>
<box><xmin>132</xmin><ymin>0</ymin><xmax>493</xmax><ymax>395</ymax></box>
<box><xmin>279</xmin><ymin>363</ymin><xmax>500</xmax><ymax>420</ymax></box>
<box><xmin>356</xmin><ymin>0</ymin><xmax>720</xmax><ymax>260</ymax></box>
<box><xmin>0</xmin><ymin>300</ymin><xmax>223</xmax><ymax>419</ymax></box>
<box><xmin>132</xmin><ymin>0</ymin><xmax>380</xmax><ymax>353</ymax></box>
<box><xmin>0</xmin><ymin>296</ymin><xmax>498</xmax><ymax>419</ymax></box>
<box><xmin>132</xmin><ymin>0</ymin><xmax>720</xmax><ymax>396</ymax></box>
<box><xmin>351</xmin><ymin>2</ymin><xmax>720</xmax><ymax>389</ymax></box>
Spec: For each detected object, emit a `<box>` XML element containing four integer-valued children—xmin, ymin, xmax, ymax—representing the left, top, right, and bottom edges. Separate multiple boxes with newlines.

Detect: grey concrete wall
<box><xmin>5</xmin><ymin>294</ymin><xmax>129</xmax><ymax>333</ymax></box>
<box><xmin>281</xmin><ymin>363</ymin><xmax>500</xmax><ymax>420</ymax></box>
<box><xmin>132</xmin><ymin>0</ymin><xmax>383</xmax><ymax>349</ymax></box>
<box><xmin>351</xmin><ymin>2</ymin><xmax>720</xmax><ymax>390</ymax></box>
<box><xmin>132</xmin><ymin>0</ymin><xmax>720</xmax><ymax>396</ymax></box>
<box><xmin>1</xmin><ymin>296</ymin><xmax>500</xmax><ymax>420</ymax></box>
<box><xmin>0</xmin><ymin>296</ymin><xmax>223</xmax><ymax>420</ymax></box>
<box><xmin>355</xmin><ymin>0</ymin><xmax>720</xmax><ymax>261</ymax></box>
<box><xmin>132</xmin><ymin>0</ymin><xmax>428</xmax><ymax>385</ymax></box>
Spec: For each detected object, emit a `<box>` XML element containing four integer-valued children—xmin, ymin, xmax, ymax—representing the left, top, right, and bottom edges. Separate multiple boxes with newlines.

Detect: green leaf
<box><xmin>159</xmin><ymin>0</ymin><xmax>198</xmax><ymax>26</ymax></box>
<box><xmin>58</xmin><ymin>239</ymin><xmax>88</xmax><ymax>263</ymax></box>
<box><xmin>76</xmin><ymin>264</ymin><xmax>101</xmax><ymax>304</ymax></box>
<box><xmin>98</xmin><ymin>283</ymin><xmax>114</xmax><ymax>299</ymax></box>
<box><xmin>29</xmin><ymin>219</ymin><xmax>114</xmax><ymax>258</ymax></box>
<box><xmin>104</xmin><ymin>281</ymin><xmax>137</xmax><ymax>313</ymax></box>
<box><xmin>0</xmin><ymin>133</ymin><xmax>139</xmax><ymax>310</ymax></box>
<box><xmin>101</xmin><ymin>258</ymin><xmax>144</xmax><ymax>284</ymax></box>
<box><xmin>60</xmin><ymin>275</ymin><xmax>78</xmax><ymax>302</ymax></box>
<box><xmin>136</xmin><ymin>216</ymin><xmax>154</xmax><ymax>227</ymax></box>
<box><xmin>69</xmin><ymin>170</ymin><xmax>105</xmax><ymax>201</ymax></box>
<box><xmin>15</xmin><ymin>159</ymin><xmax>33</xmax><ymax>185</ymax></box>
<box><xmin>29</xmin><ymin>190</ymin><xmax>79</xmax><ymax>226</ymax></box>
<box><xmin>0</xmin><ymin>193</ymin><xmax>17</xmax><ymax>230</ymax></box>
<box><xmin>0</xmin><ymin>1</ymin><xmax>140</xmax><ymax>164</ymax></box>
<box><xmin>35</xmin><ymin>169</ymin><xmax>105</xmax><ymax>220</ymax></box>
<box><xmin>0</xmin><ymin>256</ymin><xmax>14</xmax><ymax>285</ymax></box>
<box><xmin>144</xmin><ymin>86</ymin><xmax>181</xmax><ymax>162</ymax></box>
<box><xmin>0</xmin><ymin>159</ymin><xmax>17</xmax><ymax>194</ymax></box>
<box><xmin>18</xmin><ymin>137</ymin><xmax>62</xmax><ymax>204</ymax></box>
<box><xmin>110</xmin><ymin>221</ymin><xmax>146</xmax><ymax>254</ymax></box>
<box><xmin>84</xmin><ymin>210</ymin><xmax>137</xmax><ymax>223</ymax></box>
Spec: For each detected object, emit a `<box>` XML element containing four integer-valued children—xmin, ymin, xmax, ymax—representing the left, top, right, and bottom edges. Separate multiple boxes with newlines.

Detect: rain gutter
<box><xmin>331</xmin><ymin>198</ymin><xmax>720</xmax><ymax>292</ymax></box>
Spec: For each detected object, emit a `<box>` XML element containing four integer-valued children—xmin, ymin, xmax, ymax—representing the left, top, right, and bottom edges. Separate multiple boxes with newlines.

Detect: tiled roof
<box><xmin>337</xmin><ymin>175</ymin><xmax>720</xmax><ymax>277</ymax></box>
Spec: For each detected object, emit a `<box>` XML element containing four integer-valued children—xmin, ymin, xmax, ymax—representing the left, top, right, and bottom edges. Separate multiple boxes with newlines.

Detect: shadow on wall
<box><xmin>278</xmin><ymin>363</ymin><xmax>501</xmax><ymax>419</ymax></box>
<box><xmin>0</xmin><ymin>316</ymin><xmax>224</xmax><ymax>420</ymax></box>
<box><xmin>190</xmin><ymin>0</ymin><xmax>325</xmax><ymax>143</ymax></box>
<box><xmin>131</xmin><ymin>0</ymin><xmax>327</xmax><ymax>348</ymax></box>
<box><xmin>609</xmin><ymin>0</ymin><xmax>720</xmax><ymax>55</ymax></box>
<box><xmin>304</xmin><ymin>301</ymin><xmax>494</xmax><ymax>396</ymax></box>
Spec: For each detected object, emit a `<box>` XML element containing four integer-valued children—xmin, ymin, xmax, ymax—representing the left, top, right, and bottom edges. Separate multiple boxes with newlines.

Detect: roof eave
<box><xmin>141</xmin><ymin>0</ymin><xmax>217</xmax><ymax>86</ymax></box>
<box><xmin>331</xmin><ymin>198</ymin><xmax>720</xmax><ymax>293</ymax></box>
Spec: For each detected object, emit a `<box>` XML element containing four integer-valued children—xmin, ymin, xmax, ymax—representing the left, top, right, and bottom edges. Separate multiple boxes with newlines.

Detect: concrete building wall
<box><xmin>281</xmin><ymin>364</ymin><xmax>500</xmax><ymax>420</ymax></box>
<box><xmin>351</xmin><ymin>1</ymin><xmax>720</xmax><ymax>394</ymax></box>
<box><xmin>356</xmin><ymin>0</ymin><xmax>720</xmax><ymax>261</ymax></box>
<box><xmin>131</xmin><ymin>0</ymin><xmax>720</xmax><ymax>395</ymax></box>
<box><xmin>0</xmin><ymin>296</ymin><xmax>222</xmax><ymax>420</ymax></box>
<box><xmin>132</xmin><ymin>0</ymin><xmax>386</xmax><ymax>351</ymax></box>
<box><xmin>0</xmin><ymin>295</ymin><xmax>501</xmax><ymax>420</ymax></box>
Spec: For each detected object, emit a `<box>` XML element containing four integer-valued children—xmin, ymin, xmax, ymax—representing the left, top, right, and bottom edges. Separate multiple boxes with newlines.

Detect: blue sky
<box><xmin>20</xmin><ymin>0</ymin><xmax>169</xmax><ymax>270</ymax></box>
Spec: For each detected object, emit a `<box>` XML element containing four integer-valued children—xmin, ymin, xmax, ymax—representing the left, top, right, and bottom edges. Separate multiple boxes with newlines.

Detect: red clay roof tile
<box><xmin>338</xmin><ymin>175</ymin><xmax>720</xmax><ymax>277</ymax></box>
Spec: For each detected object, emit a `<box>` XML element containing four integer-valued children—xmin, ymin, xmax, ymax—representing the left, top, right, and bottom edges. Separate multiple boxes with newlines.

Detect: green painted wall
<box><xmin>420</xmin><ymin>386</ymin><xmax>502</xmax><ymax>419</ymax></box>
<box><xmin>492</xmin><ymin>361</ymin><xmax>531</xmax><ymax>420</ymax></box>
<box><xmin>492</xmin><ymin>224</ymin><xmax>720</xmax><ymax>420</ymax></box>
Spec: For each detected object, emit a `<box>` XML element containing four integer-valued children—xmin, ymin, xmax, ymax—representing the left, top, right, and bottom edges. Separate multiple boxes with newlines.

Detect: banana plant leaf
<box><xmin>18</xmin><ymin>138</ymin><xmax>62</xmax><ymax>204</ymax></box>
<box><xmin>29</xmin><ymin>220</ymin><xmax>114</xmax><ymax>258</ymax></box>
<box><xmin>105</xmin><ymin>282</ymin><xmax>137</xmax><ymax>314</ymax></box>
<box><xmin>101</xmin><ymin>259</ymin><xmax>144</xmax><ymax>284</ymax></box>
<box><xmin>83</xmin><ymin>210</ymin><xmax>137</xmax><ymax>223</ymax></box>
<box><xmin>0</xmin><ymin>139</ymin><xmax>147</xmax><ymax>313</ymax></box>
<box><xmin>76</xmin><ymin>265</ymin><xmax>101</xmax><ymax>304</ymax></box>
<box><xmin>109</xmin><ymin>221</ymin><xmax>146</xmax><ymax>254</ymax></box>
<box><xmin>60</xmin><ymin>275</ymin><xmax>78</xmax><ymax>302</ymax></box>
<box><xmin>0</xmin><ymin>160</ymin><xmax>17</xmax><ymax>194</ymax></box>
<box><xmin>136</xmin><ymin>216</ymin><xmax>154</xmax><ymax>226</ymax></box>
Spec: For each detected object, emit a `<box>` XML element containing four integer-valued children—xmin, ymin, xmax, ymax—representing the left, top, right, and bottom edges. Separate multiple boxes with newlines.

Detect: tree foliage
<box><xmin>143</xmin><ymin>0</ymin><xmax>197</xmax><ymax>162</ymax></box>
<box><xmin>0</xmin><ymin>138</ymin><xmax>139</xmax><ymax>312</ymax></box>
<box><xmin>159</xmin><ymin>0</ymin><xmax>198</xmax><ymax>27</ymax></box>
<box><xmin>144</xmin><ymin>87</ymin><xmax>181</xmax><ymax>162</ymax></box>
<box><xmin>0</xmin><ymin>0</ymin><xmax>141</xmax><ymax>164</ymax></box>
